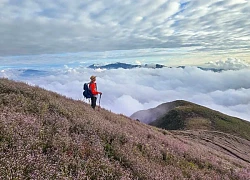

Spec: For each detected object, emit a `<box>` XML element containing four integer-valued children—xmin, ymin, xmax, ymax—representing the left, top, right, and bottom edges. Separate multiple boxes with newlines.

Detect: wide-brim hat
<box><xmin>90</xmin><ymin>75</ymin><xmax>96</xmax><ymax>80</ymax></box>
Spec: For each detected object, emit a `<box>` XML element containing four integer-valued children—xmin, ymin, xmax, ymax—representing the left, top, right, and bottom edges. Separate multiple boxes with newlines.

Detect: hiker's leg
<box><xmin>91</xmin><ymin>97</ymin><xmax>94</xmax><ymax>109</ymax></box>
<box><xmin>91</xmin><ymin>97</ymin><xmax>97</xmax><ymax>109</ymax></box>
<box><xmin>93</xmin><ymin>97</ymin><xmax>97</xmax><ymax>109</ymax></box>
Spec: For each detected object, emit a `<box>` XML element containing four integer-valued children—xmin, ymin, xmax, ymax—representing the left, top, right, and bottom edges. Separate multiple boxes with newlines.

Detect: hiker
<box><xmin>89</xmin><ymin>75</ymin><xmax>102</xmax><ymax>109</ymax></box>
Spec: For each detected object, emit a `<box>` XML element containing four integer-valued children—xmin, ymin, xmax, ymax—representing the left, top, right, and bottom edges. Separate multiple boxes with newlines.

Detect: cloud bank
<box><xmin>0</xmin><ymin>0</ymin><xmax>250</xmax><ymax>59</ymax></box>
<box><xmin>1</xmin><ymin>63</ymin><xmax>250</xmax><ymax>122</ymax></box>
<box><xmin>204</xmin><ymin>58</ymin><xmax>250</xmax><ymax>70</ymax></box>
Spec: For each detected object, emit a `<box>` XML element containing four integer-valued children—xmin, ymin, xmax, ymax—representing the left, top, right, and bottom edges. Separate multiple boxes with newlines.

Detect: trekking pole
<box><xmin>98</xmin><ymin>94</ymin><xmax>102</xmax><ymax>111</ymax></box>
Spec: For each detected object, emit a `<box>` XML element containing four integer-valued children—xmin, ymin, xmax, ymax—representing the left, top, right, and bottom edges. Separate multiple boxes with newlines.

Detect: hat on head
<box><xmin>90</xmin><ymin>75</ymin><xmax>96</xmax><ymax>80</ymax></box>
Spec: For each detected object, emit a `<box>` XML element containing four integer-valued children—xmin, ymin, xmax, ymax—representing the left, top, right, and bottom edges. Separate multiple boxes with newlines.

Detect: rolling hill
<box><xmin>0</xmin><ymin>78</ymin><xmax>250</xmax><ymax>179</ymax></box>
<box><xmin>131</xmin><ymin>100</ymin><xmax>250</xmax><ymax>141</ymax></box>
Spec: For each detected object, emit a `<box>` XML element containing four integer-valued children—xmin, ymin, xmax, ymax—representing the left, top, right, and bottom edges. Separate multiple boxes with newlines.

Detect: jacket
<box><xmin>89</xmin><ymin>83</ymin><xmax>99</xmax><ymax>96</ymax></box>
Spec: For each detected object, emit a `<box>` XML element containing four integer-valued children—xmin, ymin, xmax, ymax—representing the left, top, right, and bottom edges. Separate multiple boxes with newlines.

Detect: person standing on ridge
<box><xmin>89</xmin><ymin>75</ymin><xmax>102</xmax><ymax>110</ymax></box>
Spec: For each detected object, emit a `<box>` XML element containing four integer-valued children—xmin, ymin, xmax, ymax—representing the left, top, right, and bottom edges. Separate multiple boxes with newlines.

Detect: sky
<box><xmin>0</xmin><ymin>0</ymin><xmax>250</xmax><ymax>64</ymax></box>
<box><xmin>0</xmin><ymin>0</ymin><xmax>250</xmax><ymax>122</ymax></box>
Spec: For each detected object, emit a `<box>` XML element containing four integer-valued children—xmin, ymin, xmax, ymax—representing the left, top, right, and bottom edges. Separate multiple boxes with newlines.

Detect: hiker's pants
<box><xmin>91</xmin><ymin>96</ymin><xmax>97</xmax><ymax>109</ymax></box>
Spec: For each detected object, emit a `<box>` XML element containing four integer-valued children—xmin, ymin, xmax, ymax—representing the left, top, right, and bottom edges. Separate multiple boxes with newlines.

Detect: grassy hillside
<box><xmin>0</xmin><ymin>78</ymin><xmax>250</xmax><ymax>179</ymax></box>
<box><xmin>149</xmin><ymin>100</ymin><xmax>250</xmax><ymax>140</ymax></box>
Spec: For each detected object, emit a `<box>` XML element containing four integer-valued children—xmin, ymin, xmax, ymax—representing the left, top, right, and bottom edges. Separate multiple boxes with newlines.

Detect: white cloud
<box><xmin>0</xmin><ymin>0</ymin><xmax>249</xmax><ymax>60</ymax></box>
<box><xmin>112</xmin><ymin>95</ymin><xmax>144</xmax><ymax>116</ymax></box>
<box><xmin>1</xmin><ymin>64</ymin><xmax>250</xmax><ymax>122</ymax></box>
<box><xmin>205</xmin><ymin>58</ymin><xmax>250</xmax><ymax>70</ymax></box>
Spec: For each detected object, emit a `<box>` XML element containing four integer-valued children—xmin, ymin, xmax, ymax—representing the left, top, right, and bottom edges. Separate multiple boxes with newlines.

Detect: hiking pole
<box><xmin>98</xmin><ymin>94</ymin><xmax>102</xmax><ymax>111</ymax></box>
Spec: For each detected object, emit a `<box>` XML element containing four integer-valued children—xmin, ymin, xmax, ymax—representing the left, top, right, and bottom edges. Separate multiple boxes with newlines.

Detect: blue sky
<box><xmin>0</xmin><ymin>0</ymin><xmax>250</xmax><ymax>65</ymax></box>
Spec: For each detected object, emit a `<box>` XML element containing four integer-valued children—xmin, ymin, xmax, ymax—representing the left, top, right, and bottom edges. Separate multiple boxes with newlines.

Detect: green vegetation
<box><xmin>150</xmin><ymin>101</ymin><xmax>250</xmax><ymax>140</ymax></box>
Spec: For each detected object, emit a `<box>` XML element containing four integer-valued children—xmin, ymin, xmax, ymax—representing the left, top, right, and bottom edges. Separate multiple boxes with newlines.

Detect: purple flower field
<box><xmin>0</xmin><ymin>78</ymin><xmax>249</xmax><ymax>179</ymax></box>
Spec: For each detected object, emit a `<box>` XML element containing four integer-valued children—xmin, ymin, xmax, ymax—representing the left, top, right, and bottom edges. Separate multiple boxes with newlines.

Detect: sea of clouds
<box><xmin>1</xmin><ymin>58</ymin><xmax>250</xmax><ymax>122</ymax></box>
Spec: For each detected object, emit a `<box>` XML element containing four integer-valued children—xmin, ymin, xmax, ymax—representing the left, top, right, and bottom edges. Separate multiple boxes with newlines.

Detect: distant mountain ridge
<box><xmin>178</xmin><ymin>66</ymin><xmax>224</xmax><ymax>72</ymax></box>
<box><xmin>131</xmin><ymin>100</ymin><xmax>250</xmax><ymax>140</ymax></box>
<box><xmin>1</xmin><ymin>69</ymin><xmax>50</xmax><ymax>77</ymax></box>
<box><xmin>18</xmin><ymin>69</ymin><xmax>49</xmax><ymax>77</ymax></box>
<box><xmin>88</xmin><ymin>62</ymin><xmax>166</xmax><ymax>69</ymax></box>
<box><xmin>87</xmin><ymin>62</ymin><xmax>230</xmax><ymax>72</ymax></box>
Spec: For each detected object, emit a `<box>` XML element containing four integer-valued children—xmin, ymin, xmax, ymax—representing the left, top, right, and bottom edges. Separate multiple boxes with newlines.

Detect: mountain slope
<box><xmin>130</xmin><ymin>101</ymin><xmax>181</xmax><ymax>124</ymax></box>
<box><xmin>131</xmin><ymin>100</ymin><xmax>250</xmax><ymax>141</ymax></box>
<box><xmin>0</xmin><ymin>78</ymin><xmax>250</xmax><ymax>179</ymax></box>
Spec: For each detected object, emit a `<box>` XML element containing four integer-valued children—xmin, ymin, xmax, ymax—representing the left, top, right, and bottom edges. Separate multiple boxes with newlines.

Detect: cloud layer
<box><xmin>204</xmin><ymin>58</ymin><xmax>250</xmax><ymax>70</ymax></box>
<box><xmin>0</xmin><ymin>0</ymin><xmax>250</xmax><ymax>59</ymax></box>
<box><xmin>1</xmin><ymin>63</ymin><xmax>250</xmax><ymax>122</ymax></box>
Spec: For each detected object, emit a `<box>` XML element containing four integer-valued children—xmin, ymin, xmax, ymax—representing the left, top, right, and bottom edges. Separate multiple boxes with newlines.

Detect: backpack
<box><xmin>83</xmin><ymin>83</ymin><xmax>93</xmax><ymax>99</ymax></box>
